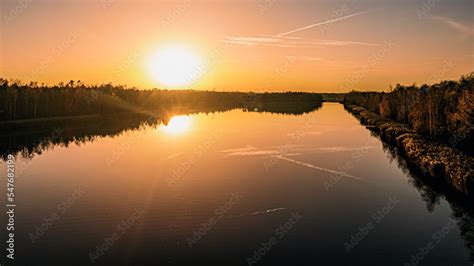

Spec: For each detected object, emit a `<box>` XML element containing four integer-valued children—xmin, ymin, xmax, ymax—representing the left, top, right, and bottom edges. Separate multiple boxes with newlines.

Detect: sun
<box><xmin>148</xmin><ymin>45</ymin><xmax>204</xmax><ymax>87</ymax></box>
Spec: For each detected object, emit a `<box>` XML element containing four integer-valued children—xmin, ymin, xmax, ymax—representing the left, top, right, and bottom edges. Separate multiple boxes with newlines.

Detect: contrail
<box><xmin>431</xmin><ymin>16</ymin><xmax>474</xmax><ymax>36</ymax></box>
<box><xmin>234</xmin><ymin>208</ymin><xmax>287</xmax><ymax>218</ymax></box>
<box><xmin>274</xmin><ymin>155</ymin><xmax>365</xmax><ymax>181</ymax></box>
<box><xmin>276</xmin><ymin>10</ymin><xmax>370</xmax><ymax>37</ymax></box>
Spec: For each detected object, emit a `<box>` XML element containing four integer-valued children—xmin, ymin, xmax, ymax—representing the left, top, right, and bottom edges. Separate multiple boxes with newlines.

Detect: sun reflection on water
<box><xmin>159</xmin><ymin>115</ymin><xmax>193</xmax><ymax>135</ymax></box>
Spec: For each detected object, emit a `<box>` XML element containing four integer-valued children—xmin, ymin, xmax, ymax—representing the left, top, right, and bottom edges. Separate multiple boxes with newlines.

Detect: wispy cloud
<box><xmin>286</xmin><ymin>146</ymin><xmax>374</xmax><ymax>152</ymax></box>
<box><xmin>224</xmin><ymin>150</ymin><xmax>282</xmax><ymax>157</ymax></box>
<box><xmin>222</xmin><ymin>10</ymin><xmax>376</xmax><ymax>49</ymax></box>
<box><xmin>223</xmin><ymin>36</ymin><xmax>378</xmax><ymax>48</ymax></box>
<box><xmin>296</xmin><ymin>57</ymin><xmax>323</xmax><ymax>61</ymax></box>
<box><xmin>219</xmin><ymin>145</ymin><xmax>257</xmax><ymax>153</ymax></box>
<box><xmin>431</xmin><ymin>16</ymin><xmax>474</xmax><ymax>36</ymax></box>
<box><xmin>276</xmin><ymin>10</ymin><xmax>371</xmax><ymax>37</ymax></box>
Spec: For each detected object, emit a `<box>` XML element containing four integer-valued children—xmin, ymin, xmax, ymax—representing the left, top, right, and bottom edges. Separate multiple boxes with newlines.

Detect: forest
<box><xmin>0</xmin><ymin>78</ymin><xmax>322</xmax><ymax>121</ymax></box>
<box><xmin>2</xmin><ymin>74</ymin><xmax>472</xmax><ymax>150</ymax></box>
<box><xmin>343</xmin><ymin>73</ymin><xmax>473</xmax><ymax>149</ymax></box>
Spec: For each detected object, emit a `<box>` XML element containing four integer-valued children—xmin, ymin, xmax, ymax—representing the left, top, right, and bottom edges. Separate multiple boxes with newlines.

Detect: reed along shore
<box><xmin>344</xmin><ymin>104</ymin><xmax>473</xmax><ymax>196</ymax></box>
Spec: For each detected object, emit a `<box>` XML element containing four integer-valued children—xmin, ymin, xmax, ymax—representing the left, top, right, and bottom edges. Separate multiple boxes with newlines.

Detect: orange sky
<box><xmin>1</xmin><ymin>0</ymin><xmax>473</xmax><ymax>92</ymax></box>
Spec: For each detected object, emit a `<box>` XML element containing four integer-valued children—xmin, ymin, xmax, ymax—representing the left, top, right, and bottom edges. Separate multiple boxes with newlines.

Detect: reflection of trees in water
<box><xmin>0</xmin><ymin>113</ymin><xmax>159</xmax><ymax>161</ymax></box>
<box><xmin>379</xmin><ymin>138</ymin><xmax>474</xmax><ymax>260</ymax></box>
<box><xmin>452</xmin><ymin>204</ymin><xmax>474</xmax><ymax>260</ymax></box>
<box><xmin>243</xmin><ymin>102</ymin><xmax>321</xmax><ymax>115</ymax></box>
<box><xmin>242</xmin><ymin>93</ymin><xmax>323</xmax><ymax>115</ymax></box>
<box><xmin>0</xmin><ymin>102</ymin><xmax>322</xmax><ymax>160</ymax></box>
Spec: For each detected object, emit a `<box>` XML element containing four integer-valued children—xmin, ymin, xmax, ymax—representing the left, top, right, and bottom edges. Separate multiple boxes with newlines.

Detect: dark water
<box><xmin>0</xmin><ymin>103</ymin><xmax>472</xmax><ymax>266</ymax></box>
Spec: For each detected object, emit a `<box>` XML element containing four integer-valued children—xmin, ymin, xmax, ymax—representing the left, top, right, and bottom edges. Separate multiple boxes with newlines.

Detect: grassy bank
<box><xmin>344</xmin><ymin>104</ymin><xmax>473</xmax><ymax>196</ymax></box>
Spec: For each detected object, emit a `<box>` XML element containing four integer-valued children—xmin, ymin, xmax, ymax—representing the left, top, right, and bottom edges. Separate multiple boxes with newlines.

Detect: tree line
<box><xmin>343</xmin><ymin>73</ymin><xmax>473</xmax><ymax>149</ymax></box>
<box><xmin>0</xmin><ymin>78</ymin><xmax>322</xmax><ymax>121</ymax></box>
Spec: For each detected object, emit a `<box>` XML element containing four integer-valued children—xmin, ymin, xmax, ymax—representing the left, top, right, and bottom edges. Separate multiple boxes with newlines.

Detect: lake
<box><xmin>1</xmin><ymin>102</ymin><xmax>472</xmax><ymax>265</ymax></box>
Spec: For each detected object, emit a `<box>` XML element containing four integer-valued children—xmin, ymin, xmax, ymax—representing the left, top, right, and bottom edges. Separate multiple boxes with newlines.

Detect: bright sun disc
<box><xmin>159</xmin><ymin>116</ymin><xmax>192</xmax><ymax>135</ymax></box>
<box><xmin>148</xmin><ymin>45</ymin><xmax>203</xmax><ymax>87</ymax></box>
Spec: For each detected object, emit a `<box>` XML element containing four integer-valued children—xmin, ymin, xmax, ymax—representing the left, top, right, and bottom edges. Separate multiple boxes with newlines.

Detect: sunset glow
<box><xmin>159</xmin><ymin>115</ymin><xmax>193</xmax><ymax>135</ymax></box>
<box><xmin>148</xmin><ymin>45</ymin><xmax>203</xmax><ymax>87</ymax></box>
<box><xmin>1</xmin><ymin>1</ymin><xmax>473</xmax><ymax>265</ymax></box>
<box><xmin>1</xmin><ymin>0</ymin><xmax>472</xmax><ymax>91</ymax></box>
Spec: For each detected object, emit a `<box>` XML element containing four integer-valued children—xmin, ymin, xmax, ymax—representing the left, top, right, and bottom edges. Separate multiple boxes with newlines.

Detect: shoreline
<box><xmin>0</xmin><ymin>112</ymin><xmax>160</xmax><ymax>131</ymax></box>
<box><xmin>343</xmin><ymin>104</ymin><xmax>473</xmax><ymax>196</ymax></box>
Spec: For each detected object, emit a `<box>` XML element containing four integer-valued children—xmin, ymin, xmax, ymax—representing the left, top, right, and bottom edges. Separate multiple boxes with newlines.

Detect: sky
<box><xmin>0</xmin><ymin>0</ymin><xmax>473</xmax><ymax>92</ymax></box>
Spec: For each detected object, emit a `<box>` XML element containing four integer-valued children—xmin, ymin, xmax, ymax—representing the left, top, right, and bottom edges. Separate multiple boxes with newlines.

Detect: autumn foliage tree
<box><xmin>344</xmin><ymin>73</ymin><xmax>473</xmax><ymax>150</ymax></box>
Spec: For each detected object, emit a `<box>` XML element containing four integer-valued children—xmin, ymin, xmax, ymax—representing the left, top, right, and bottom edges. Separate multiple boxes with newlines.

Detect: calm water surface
<box><xmin>1</xmin><ymin>103</ymin><xmax>472</xmax><ymax>265</ymax></box>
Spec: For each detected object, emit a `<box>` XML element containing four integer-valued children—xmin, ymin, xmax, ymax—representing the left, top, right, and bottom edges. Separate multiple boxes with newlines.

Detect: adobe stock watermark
<box><xmin>26</xmin><ymin>32</ymin><xmax>80</xmax><ymax>82</ymax></box>
<box><xmin>416</xmin><ymin>0</ymin><xmax>441</xmax><ymax>20</ymax></box>
<box><xmin>344</xmin><ymin>196</ymin><xmax>400</xmax><ymax>253</ymax></box>
<box><xmin>187</xmin><ymin>192</ymin><xmax>242</xmax><ymax>248</ymax></box>
<box><xmin>85</xmin><ymin>50</ymin><xmax>142</xmax><ymax>105</ymax></box>
<box><xmin>263</xmin><ymin>117</ymin><xmax>317</xmax><ymax>171</ymax></box>
<box><xmin>319</xmin><ymin>0</ymin><xmax>357</xmax><ymax>34</ymax></box>
<box><xmin>161</xmin><ymin>0</ymin><xmax>191</xmax><ymax>31</ymax></box>
<box><xmin>105</xmin><ymin>116</ymin><xmax>156</xmax><ymax>167</ymax></box>
<box><xmin>14</xmin><ymin>127</ymin><xmax>64</xmax><ymax>180</ymax></box>
<box><xmin>324</xmin><ymin>136</ymin><xmax>377</xmax><ymax>191</ymax></box>
<box><xmin>258</xmin><ymin>0</ymin><xmax>276</xmax><ymax>15</ymax></box>
<box><xmin>261</xmin><ymin>56</ymin><xmax>296</xmax><ymax>91</ymax></box>
<box><xmin>341</xmin><ymin>40</ymin><xmax>393</xmax><ymax>91</ymax></box>
<box><xmin>100</xmin><ymin>0</ymin><xmax>118</xmax><ymax>9</ymax></box>
<box><xmin>182</xmin><ymin>42</ymin><xmax>231</xmax><ymax>90</ymax></box>
<box><xmin>106</xmin><ymin>50</ymin><xmax>142</xmax><ymax>83</ymax></box>
<box><xmin>105</xmin><ymin>132</ymin><xmax>141</xmax><ymax>167</ymax></box>
<box><xmin>403</xmin><ymin>218</ymin><xmax>456</xmax><ymax>266</ymax></box>
<box><xmin>29</xmin><ymin>187</ymin><xmax>84</xmax><ymax>244</ymax></box>
<box><xmin>427</xmin><ymin>59</ymin><xmax>454</xmax><ymax>83</ymax></box>
<box><xmin>89</xmin><ymin>208</ymin><xmax>144</xmax><ymax>263</ymax></box>
<box><xmin>167</xmin><ymin>131</ymin><xmax>218</xmax><ymax>185</ymax></box>
<box><xmin>2</xmin><ymin>0</ymin><xmax>32</xmax><ymax>25</ymax></box>
<box><xmin>247</xmin><ymin>212</ymin><xmax>303</xmax><ymax>266</ymax></box>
